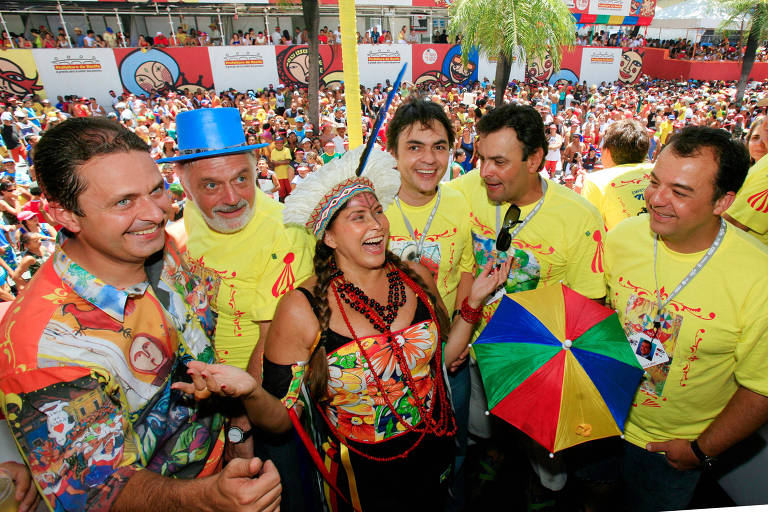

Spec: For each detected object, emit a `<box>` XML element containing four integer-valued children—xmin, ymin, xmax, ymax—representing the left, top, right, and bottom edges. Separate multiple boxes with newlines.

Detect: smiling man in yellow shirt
<box><xmin>162</xmin><ymin>107</ymin><xmax>314</xmax><ymax>511</ymax></box>
<box><xmin>384</xmin><ymin>98</ymin><xmax>476</xmax><ymax>509</ymax></box>
<box><xmin>447</xmin><ymin>104</ymin><xmax>605</xmax><ymax>504</ymax></box>
<box><xmin>605</xmin><ymin>126</ymin><xmax>768</xmax><ymax>512</ymax></box>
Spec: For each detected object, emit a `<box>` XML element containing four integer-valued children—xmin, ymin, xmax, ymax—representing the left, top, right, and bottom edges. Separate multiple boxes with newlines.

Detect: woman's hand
<box><xmin>468</xmin><ymin>257</ymin><xmax>512</xmax><ymax>308</ymax></box>
<box><xmin>171</xmin><ymin>360</ymin><xmax>259</xmax><ymax>400</ymax></box>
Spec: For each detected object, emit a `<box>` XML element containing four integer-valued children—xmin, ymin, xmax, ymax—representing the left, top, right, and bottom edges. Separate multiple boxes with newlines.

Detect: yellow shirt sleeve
<box><xmin>727</xmin><ymin>158</ymin><xmax>768</xmax><ymax>241</ymax></box>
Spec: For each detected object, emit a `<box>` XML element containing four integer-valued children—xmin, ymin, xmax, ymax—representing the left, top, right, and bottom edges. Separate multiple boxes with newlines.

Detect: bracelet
<box><xmin>459</xmin><ymin>297</ymin><xmax>482</xmax><ymax>324</ymax></box>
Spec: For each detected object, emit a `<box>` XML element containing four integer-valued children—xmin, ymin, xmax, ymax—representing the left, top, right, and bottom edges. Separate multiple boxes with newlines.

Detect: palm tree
<box><xmin>448</xmin><ymin>0</ymin><xmax>576</xmax><ymax>100</ymax></box>
<box><xmin>301</xmin><ymin>0</ymin><xmax>321</xmax><ymax>130</ymax></box>
<box><xmin>718</xmin><ymin>0</ymin><xmax>768</xmax><ymax>107</ymax></box>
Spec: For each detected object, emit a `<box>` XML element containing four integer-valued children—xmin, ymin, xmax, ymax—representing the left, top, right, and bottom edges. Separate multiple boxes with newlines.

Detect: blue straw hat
<box><xmin>157</xmin><ymin>107</ymin><xmax>268</xmax><ymax>163</ymax></box>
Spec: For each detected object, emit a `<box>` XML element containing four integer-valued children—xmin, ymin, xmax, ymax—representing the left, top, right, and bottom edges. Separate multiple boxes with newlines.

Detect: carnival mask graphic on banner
<box><xmin>619</xmin><ymin>50</ymin><xmax>644</xmax><ymax>84</ymax></box>
<box><xmin>526</xmin><ymin>54</ymin><xmax>554</xmax><ymax>84</ymax></box>
<box><xmin>0</xmin><ymin>56</ymin><xmax>44</xmax><ymax>96</ymax></box>
<box><xmin>117</xmin><ymin>48</ymin><xmax>212</xmax><ymax>96</ymax></box>
<box><xmin>414</xmin><ymin>45</ymin><xmax>478</xmax><ymax>88</ymax></box>
<box><xmin>275</xmin><ymin>45</ymin><xmax>343</xmax><ymax>88</ymax></box>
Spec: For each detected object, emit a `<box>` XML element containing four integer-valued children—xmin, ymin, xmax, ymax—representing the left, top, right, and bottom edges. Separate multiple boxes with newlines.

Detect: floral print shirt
<box><xmin>0</xmin><ymin>234</ymin><xmax>224</xmax><ymax>511</ymax></box>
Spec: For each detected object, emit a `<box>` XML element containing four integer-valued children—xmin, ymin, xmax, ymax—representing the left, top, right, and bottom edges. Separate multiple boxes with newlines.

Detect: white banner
<box><xmin>579</xmin><ymin>47</ymin><xmax>622</xmax><ymax>86</ymax></box>
<box><xmin>207</xmin><ymin>46</ymin><xmax>280</xmax><ymax>92</ymax></box>
<box><xmin>32</xmin><ymin>49</ymin><xmax>123</xmax><ymax>110</ymax></box>
<box><xmin>588</xmin><ymin>0</ymin><xmax>631</xmax><ymax>17</ymax></box>
<box><xmin>357</xmin><ymin>44</ymin><xmax>412</xmax><ymax>88</ymax></box>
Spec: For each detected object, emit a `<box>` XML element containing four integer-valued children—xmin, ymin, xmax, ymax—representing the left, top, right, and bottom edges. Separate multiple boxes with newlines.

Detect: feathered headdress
<box><xmin>283</xmin><ymin>144</ymin><xmax>400</xmax><ymax>239</ymax></box>
<box><xmin>285</xmin><ymin>63</ymin><xmax>406</xmax><ymax>239</ymax></box>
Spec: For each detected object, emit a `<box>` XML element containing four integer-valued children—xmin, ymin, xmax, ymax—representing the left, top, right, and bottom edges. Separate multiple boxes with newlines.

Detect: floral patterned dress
<box><xmin>314</xmin><ymin>298</ymin><xmax>455</xmax><ymax>512</ymax></box>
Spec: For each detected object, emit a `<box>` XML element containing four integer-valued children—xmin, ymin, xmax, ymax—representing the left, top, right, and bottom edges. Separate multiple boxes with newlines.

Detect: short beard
<box><xmin>188</xmin><ymin>194</ymin><xmax>254</xmax><ymax>234</ymax></box>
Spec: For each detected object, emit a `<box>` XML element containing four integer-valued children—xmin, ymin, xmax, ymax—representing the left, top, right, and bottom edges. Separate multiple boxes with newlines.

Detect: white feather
<box><xmin>283</xmin><ymin>144</ymin><xmax>400</xmax><ymax>237</ymax></box>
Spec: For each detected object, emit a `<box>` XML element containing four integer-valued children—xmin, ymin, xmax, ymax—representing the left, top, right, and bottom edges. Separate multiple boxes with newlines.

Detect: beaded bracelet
<box><xmin>459</xmin><ymin>297</ymin><xmax>482</xmax><ymax>324</ymax></box>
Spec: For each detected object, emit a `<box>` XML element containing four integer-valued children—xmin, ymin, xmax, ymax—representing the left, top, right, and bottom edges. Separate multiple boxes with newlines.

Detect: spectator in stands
<box><xmin>73</xmin><ymin>27</ymin><xmax>85</xmax><ymax>47</ymax></box>
<box><xmin>154</xmin><ymin>31</ymin><xmax>170</xmax><ymax>47</ymax></box>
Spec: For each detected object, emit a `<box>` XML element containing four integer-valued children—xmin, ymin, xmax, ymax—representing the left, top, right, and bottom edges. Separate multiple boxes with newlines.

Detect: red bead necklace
<box><xmin>318</xmin><ymin>261</ymin><xmax>455</xmax><ymax>461</ymax></box>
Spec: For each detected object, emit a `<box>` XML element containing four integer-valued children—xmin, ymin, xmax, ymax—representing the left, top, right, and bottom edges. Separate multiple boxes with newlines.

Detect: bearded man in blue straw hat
<box><xmin>161</xmin><ymin>107</ymin><xmax>315</xmax><ymax>510</ymax></box>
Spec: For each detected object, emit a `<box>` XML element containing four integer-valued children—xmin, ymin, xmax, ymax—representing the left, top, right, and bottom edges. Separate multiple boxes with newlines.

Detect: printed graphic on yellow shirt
<box><xmin>472</xmin><ymin>232</ymin><xmax>541</xmax><ymax>293</ymax></box>
<box><xmin>468</xmin><ymin>214</ymin><xmax>543</xmax><ymax>293</ymax></box>
<box><xmin>616</xmin><ymin>278</ymin><xmax>715</xmax><ymax>405</ymax></box>
<box><xmin>389</xmin><ymin>239</ymin><xmax>441</xmax><ymax>281</ymax></box>
<box><xmin>748</xmin><ymin>187</ymin><xmax>768</xmax><ymax>213</ymax></box>
<box><xmin>607</xmin><ymin>173</ymin><xmax>650</xmax><ymax>218</ymax></box>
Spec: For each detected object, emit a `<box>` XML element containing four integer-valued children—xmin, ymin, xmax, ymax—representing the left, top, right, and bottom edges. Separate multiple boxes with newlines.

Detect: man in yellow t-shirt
<box><xmin>383</xmin><ymin>98</ymin><xmax>476</xmax><ymax>508</ymax></box>
<box><xmin>581</xmin><ymin>119</ymin><xmax>653</xmax><ymax>230</ymax></box>
<box><xmin>446</xmin><ymin>104</ymin><xmax>605</xmax><ymax>496</ymax></box>
<box><xmin>384</xmin><ymin>99</ymin><xmax>475</xmax><ymax>312</ymax></box>
<box><xmin>605</xmin><ymin>126</ymin><xmax>768</xmax><ymax>512</ymax></box>
<box><xmin>656</xmin><ymin>114</ymin><xmax>674</xmax><ymax>146</ymax></box>
<box><xmin>725</xmin><ymin>120</ymin><xmax>768</xmax><ymax>246</ymax></box>
<box><xmin>161</xmin><ymin>107</ymin><xmax>314</xmax><ymax>510</ymax></box>
<box><xmin>269</xmin><ymin>136</ymin><xmax>294</xmax><ymax>201</ymax></box>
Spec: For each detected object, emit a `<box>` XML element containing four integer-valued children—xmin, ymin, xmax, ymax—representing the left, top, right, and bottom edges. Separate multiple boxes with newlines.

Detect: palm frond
<box><xmin>448</xmin><ymin>0</ymin><xmax>576</xmax><ymax>71</ymax></box>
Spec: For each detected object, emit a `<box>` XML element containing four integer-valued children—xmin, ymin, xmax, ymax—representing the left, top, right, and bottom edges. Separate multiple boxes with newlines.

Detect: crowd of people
<box><xmin>1</xmin><ymin>22</ymin><xmax>432</xmax><ymax>49</ymax></box>
<box><xmin>0</xmin><ymin>66</ymin><xmax>766</xmax><ymax>512</ymax></box>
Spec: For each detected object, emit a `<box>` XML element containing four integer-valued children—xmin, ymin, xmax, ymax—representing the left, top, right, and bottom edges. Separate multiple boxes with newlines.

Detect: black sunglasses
<box><xmin>496</xmin><ymin>204</ymin><xmax>521</xmax><ymax>252</ymax></box>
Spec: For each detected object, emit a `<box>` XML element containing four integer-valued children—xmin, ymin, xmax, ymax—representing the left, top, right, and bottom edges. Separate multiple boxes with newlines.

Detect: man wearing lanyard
<box><xmin>447</xmin><ymin>104</ymin><xmax>605</xmax><ymax>503</ymax></box>
<box><xmin>605</xmin><ymin>126</ymin><xmax>768</xmax><ymax>511</ymax></box>
<box><xmin>383</xmin><ymin>98</ymin><xmax>476</xmax><ymax>509</ymax></box>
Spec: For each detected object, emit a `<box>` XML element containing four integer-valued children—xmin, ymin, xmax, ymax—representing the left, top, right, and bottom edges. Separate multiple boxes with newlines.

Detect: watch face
<box><xmin>228</xmin><ymin>427</ymin><xmax>243</xmax><ymax>443</ymax></box>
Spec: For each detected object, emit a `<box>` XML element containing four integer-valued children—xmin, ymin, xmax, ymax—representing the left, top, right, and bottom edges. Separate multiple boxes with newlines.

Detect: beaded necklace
<box><xmin>330</xmin><ymin>258</ymin><xmax>406</xmax><ymax>332</ymax></box>
<box><xmin>320</xmin><ymin>259</ymin><xmax>455</xmax><ymax>461</ymax></box>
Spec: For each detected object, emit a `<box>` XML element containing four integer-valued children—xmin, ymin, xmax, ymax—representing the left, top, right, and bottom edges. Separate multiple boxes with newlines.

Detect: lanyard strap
<box><xmin>495</xmin><ymin>179</ymin><xmax>549</xmax><ymax>241</ymax></box>
<box><xmin>653</xmin><ymin>218</ymin><xmax>726</xmax><ymax>319</ymax></box>
<box><xmin>394</xmin><ymin>187</ymin><xmax>441</xmax><ymax>259</ymax></box>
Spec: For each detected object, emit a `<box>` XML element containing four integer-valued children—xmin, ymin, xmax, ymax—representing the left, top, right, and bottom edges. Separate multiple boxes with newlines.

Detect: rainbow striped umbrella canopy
<box><xmin>474</xmin><ymin>283</ymin><xmax>643</xmax><ymax>453</ymax></box>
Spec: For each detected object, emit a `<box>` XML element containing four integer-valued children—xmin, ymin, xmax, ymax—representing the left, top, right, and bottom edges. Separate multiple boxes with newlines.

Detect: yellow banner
<box><xmin>338</xmin><ymin>0</ymin><xmax>362</xmax><ymax>149</ymax></box>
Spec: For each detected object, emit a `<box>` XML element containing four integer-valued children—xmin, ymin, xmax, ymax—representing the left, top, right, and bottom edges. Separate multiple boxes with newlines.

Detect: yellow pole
<box><xmin>338</xmin><ymin>0</ymin><xmax>363</xmax><ymax>149</ymax></box>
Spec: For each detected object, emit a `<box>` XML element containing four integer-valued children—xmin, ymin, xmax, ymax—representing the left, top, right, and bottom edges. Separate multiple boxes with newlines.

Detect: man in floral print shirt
<box><xmin>0</xmin><ymin>118</ymin><xmax>281</xmax><ymax>511</ymax></box>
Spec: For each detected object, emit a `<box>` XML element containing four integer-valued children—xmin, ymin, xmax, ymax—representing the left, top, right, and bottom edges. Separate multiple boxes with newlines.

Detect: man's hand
<box><xmin>0</xmin><ymin>461</ymin><xmax>39</xmax><ymax>512</ymax></box>
<box><xmin>646</xmin><ymin>439</ymin><xmax>700</xmax><ymax>471</ymax></box>
<box><xmin>204</xmin><ymin>457</ymin><xmax>281</xmax><ymax>511</ymax></box>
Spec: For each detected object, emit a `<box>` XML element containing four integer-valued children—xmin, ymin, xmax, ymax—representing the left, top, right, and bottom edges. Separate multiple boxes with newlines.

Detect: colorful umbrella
<box><xmin>473</xmin><ymin>283</ymin><xmax>643</xmax><ymax>453</ymax></box>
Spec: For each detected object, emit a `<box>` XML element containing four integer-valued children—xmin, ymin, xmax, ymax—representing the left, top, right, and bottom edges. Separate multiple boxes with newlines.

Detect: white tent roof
<box><xmin>650</xmin><ymin>0</ymin><xmax>746</xmax><ymax>29</ymax></box>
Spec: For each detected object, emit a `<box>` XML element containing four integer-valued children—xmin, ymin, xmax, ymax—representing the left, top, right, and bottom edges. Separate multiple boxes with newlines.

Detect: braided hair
<box><xmin>306</xmin><ymin>241</ymin><xmax>450</xmax><ymax>403</ymax></box>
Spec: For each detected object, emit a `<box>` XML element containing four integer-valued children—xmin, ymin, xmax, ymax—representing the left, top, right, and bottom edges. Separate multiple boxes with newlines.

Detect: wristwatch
<box><xmin>227</xmin><ymin>426</ymin><xmax>254</xmax><ymax>444</ymax></box>
<box><xmin>690</xmin><ymin>439</ymin><xmax>717</xmax><ymax>469</ymax></box>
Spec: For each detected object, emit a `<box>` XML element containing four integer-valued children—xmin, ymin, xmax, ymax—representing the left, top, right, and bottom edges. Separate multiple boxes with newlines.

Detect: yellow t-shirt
<box><xmin>605</xmin><ymin>216</ymin><xmax>768</xmax><ymax>448</ymax></box>
<box><xmin>184</xmin><ymin>189</ymin><xmax>315</xmax><ymax>369</ymax></box>
<box><xmin>581</xmin><ymin>162</ymin><xmax>653</xmax><ymax>231</ymax></box>
<box><xmin>446</xmin><ymin>170</ymin><xmax>606</xmax><ymax>337</ymax></box>
<box><xmin>727</xmin><ymin>157</ymin><xmax>768</xmax><ymax>246</ymax></box>
<box><xmin>385</xmin><ymin>185</ymin><xmax>475</xmax><ymax>312</ymax></box>
<box><xmin>657</xmin><ymin>120</ymin><xmax>673</xmax><ymax>145</ymax></box>
<box><xmin>270</xmin><ymin>146</ymin><xmax>293</xmax><ymax>180</ymax></box>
